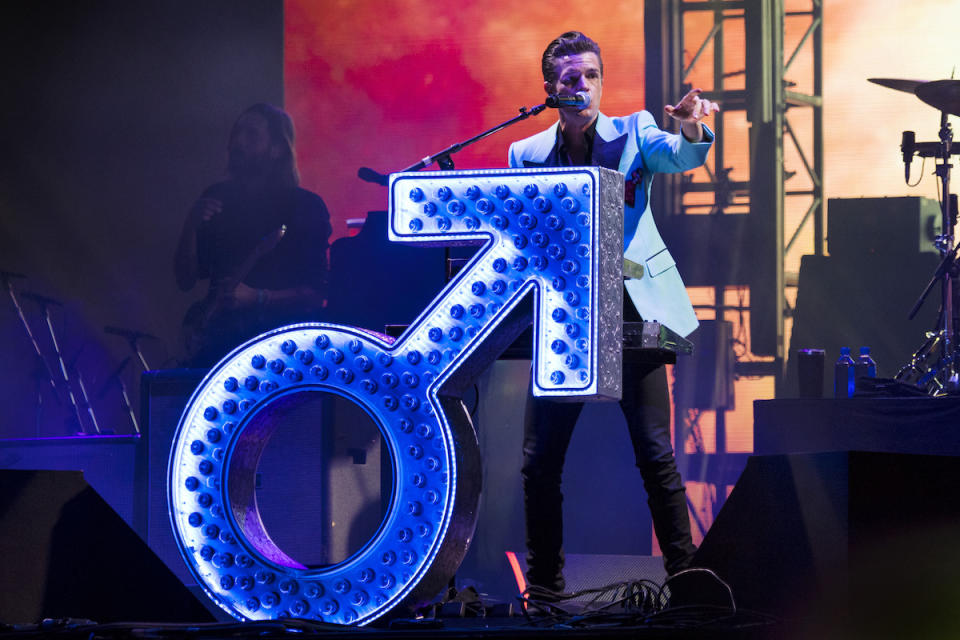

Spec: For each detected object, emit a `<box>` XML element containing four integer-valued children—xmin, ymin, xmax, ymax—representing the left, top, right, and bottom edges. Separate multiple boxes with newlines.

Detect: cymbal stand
<box><xmin>899</xmin><ymin>112</ymin><xmax>959</xmax><ymax>394</ymax></box>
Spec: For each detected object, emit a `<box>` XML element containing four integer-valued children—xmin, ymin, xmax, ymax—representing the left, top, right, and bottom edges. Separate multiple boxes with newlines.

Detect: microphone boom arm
<box><xmin>397</xmin><ymin>102</ymin><xmax>550</xmax><ymax>173</ymax></box>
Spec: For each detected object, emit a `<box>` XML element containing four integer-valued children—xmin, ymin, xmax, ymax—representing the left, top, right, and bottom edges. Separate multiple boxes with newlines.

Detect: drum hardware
<box><xmin>870</xmin><ymin>78</ymin><xmax>960</xmax><ymax>394</ymax></box>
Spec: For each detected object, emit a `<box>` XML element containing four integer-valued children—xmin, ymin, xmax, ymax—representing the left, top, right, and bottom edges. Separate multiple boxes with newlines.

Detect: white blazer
<box><xmin>508</xmin><ymin>111</ymin><xmax>713</xmax><ymax>337</ymax></box>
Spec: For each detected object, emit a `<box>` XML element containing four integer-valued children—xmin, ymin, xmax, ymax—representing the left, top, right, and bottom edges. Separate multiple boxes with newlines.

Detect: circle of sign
<box><xmin>168</xmin><ymin>324</ymin><xmax>469</xmax><ymax>626</ymax></box>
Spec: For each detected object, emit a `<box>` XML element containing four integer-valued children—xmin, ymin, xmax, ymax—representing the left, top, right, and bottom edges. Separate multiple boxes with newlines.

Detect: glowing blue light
<box><xmin>169</xmin><ymin>167</ymin><xmax>623</xmax><ymax>628</ymax></box>
<box><xmin>386</xmin><ymin>168</ymin><xmax>623</xmax><ymax>399</ymax></box>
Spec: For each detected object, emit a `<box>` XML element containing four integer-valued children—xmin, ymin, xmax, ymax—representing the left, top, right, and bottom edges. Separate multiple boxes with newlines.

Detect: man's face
<box><xmin>544</xmin><ymin>52</ymin><xmax>603</xmax><ymax>124</ymax></box>
<box><xmin>227</xmin><ymin>112</ymin><xmax>277</xmax><ymax>179</ymax></box>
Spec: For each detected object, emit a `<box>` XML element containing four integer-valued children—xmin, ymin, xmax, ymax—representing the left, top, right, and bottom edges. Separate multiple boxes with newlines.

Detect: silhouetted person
<box><xmin>175</xmin><ymin>103</ymin><xmax>331</xmax><ymax>366</ymax></box>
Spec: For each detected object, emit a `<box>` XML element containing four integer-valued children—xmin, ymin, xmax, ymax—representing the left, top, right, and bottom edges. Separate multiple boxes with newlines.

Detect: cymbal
<box><xmin>916</xmin><ymin>80</ymin><xmax>960</xmax><ymax>117</ymax></box>
<box><xmin>868</xmin><ymin>77</ymin><xmax>929</xmax><ymax>94</ymax></box>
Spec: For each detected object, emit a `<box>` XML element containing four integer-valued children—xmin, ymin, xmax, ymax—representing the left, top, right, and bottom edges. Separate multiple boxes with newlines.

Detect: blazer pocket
<box><xmin>646</xmin><ymin>248</ymin><xmax>676</xmax><ymax>278</ymax></box>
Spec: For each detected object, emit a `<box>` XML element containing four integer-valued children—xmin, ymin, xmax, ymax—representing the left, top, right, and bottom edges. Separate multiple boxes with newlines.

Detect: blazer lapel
<box><xmin>592</xmin><ymin>114</ymin><xmax>627</xmax><ymax>171</ymax></box>
<box><xmin>522</xmin><ymin>149</ymin><xmax>561</xmax><ymax>168</ymax></box>
<box><xmin>517</xmin><ymin>114</ymin><xmax>627</xmax><ymax>170</ymax></box>
<box><xmin>592</xmin><ymin>135</ymin><xmax>627</xmax><ymax>171</ymax></box>
<box><xmin>520</xmin><ymin>122</ymin><xmax>561</xmax><ymax>168</ymax></box>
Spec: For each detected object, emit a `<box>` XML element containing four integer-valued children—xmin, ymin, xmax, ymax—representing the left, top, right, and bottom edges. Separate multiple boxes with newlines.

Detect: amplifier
<box><xmin>827</xmin><ymin>197</ymin><xmax>940</xmax><ymax>257</ymax></box>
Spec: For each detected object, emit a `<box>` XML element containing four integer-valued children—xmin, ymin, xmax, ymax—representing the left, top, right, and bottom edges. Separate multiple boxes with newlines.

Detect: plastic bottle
<box><xmin>834</xmin><ymin>347</ymin><xmax>856</xmax><ymax>398</ymax></box>
<box><xmin>855</xmin><ymin>346</ymin><xmax>878</xmax><ymax>381</ymax></box>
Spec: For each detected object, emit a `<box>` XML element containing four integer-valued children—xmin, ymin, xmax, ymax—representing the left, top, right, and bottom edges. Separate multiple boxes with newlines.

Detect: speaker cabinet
<box><xmin>142</xmin><ymin>369</ymin><xmax>206</xmax><ymax>584</ymax></box>
<box><xmin>785</xmin><ymin>252</ymin><xmax>940</xmax><ymax>395</ymax></box>
<box><xmin>827</xmin><ymin>196</ymin><xmax>940</xmax><ymax>258</ymax></box>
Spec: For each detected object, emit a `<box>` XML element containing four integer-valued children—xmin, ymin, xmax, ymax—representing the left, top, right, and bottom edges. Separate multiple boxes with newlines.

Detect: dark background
<box><xmin>0</xmin><ymin>1</ymin><xmax>283</xmax><ymax>437</ymax></box>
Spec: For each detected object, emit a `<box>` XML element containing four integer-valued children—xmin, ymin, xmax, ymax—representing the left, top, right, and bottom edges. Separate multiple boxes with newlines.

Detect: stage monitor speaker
<box><xmin>0</xmin><ymin>435</ymin><xmax>142</xmax><ymax>536</ymax></box>
<box><xmin>827</xmin><ymin>196</ymin><xmax>940</xmax><ymax>258</ymax></box>
<box><xmin>693</xmin><ymin>451</ymin><xmax>960</xmax><ymax>623</ymax></box>
<box><xmin>0</xmin><ymin>469</ymin><xmax>213</xmax><ymax>624</ymax></box>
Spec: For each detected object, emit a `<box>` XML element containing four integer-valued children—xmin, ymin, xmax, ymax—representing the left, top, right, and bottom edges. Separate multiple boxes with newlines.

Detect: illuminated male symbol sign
<box><xmin>168</xmin><ymin>167</ymin><xmax>624</xmax><ymax>625</ymax></box>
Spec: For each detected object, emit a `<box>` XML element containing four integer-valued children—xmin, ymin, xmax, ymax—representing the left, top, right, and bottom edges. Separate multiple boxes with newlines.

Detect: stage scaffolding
<box><xmin>644</xmin><ymin>0</ymin><xmax>823</xmax><ymax>522</ymax></box>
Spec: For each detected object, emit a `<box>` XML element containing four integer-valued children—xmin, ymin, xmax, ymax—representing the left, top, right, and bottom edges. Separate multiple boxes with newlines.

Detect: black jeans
<box><xmin>521</xmin><ymin>347</ymin><xmax>696</xmax><ymax>592</ymax></box>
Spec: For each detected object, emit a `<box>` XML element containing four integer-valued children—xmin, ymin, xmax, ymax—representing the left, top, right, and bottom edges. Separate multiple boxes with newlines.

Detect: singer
<box><xmin>508</xmin><ymin>31</ymin><xmax>718</xmax><ymax>597</ymax></box>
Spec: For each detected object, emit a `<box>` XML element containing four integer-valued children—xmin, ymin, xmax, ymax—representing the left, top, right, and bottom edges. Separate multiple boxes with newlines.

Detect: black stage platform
<box><xmin>7</xmin><ymin>396</ymin><xmax>960</xmax><ymax>638</ymax></box>
<box><xmin>754</xmin><ymin>395</ymin><xmax>960</xmax><ymax>455</ymax></box>
<box><xmin>0</xmin><ymin>604</ymin><xmax>783</xmax><ymax>640</ymax></box>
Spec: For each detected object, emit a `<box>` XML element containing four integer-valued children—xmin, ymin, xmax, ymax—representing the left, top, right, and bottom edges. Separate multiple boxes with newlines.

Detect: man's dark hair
<box><xmin>541</xmin><ymin>31</ymin><xmax>603</xmax><ymax>84</ymax></box>
<box><xmin>230</xmin><ymin>103</ymin><xmax>300</xmax><ymax>189</ymax></box>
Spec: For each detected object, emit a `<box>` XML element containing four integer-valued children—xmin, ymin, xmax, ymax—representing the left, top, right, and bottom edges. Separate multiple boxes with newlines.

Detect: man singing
<box><xmin>508</xmin><ymin>31</ymin><xmax>718</xmax><ymax>595</ymax></box>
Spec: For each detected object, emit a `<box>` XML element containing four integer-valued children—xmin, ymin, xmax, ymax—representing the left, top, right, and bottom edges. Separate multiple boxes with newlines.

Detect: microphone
<box><xmin>546</xmin><ymin>91</ymin><xmax>591</xmax><ymax>109</ymax></box>
<box><xmin>901</xmin><ymin>130</ymin><xmax>915</xmax><ymax>183</ymax></box>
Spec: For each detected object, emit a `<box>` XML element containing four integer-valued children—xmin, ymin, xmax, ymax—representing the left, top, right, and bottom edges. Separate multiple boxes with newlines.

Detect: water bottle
<box><xmin>834</xmin><ymin>347</ymin><xmax>856</xmax><ymax>398</ymax></box>
<box><xmin>855</xmin><ymin>346</ymin><xmax>878</xmax><ymax>381</ymax></box>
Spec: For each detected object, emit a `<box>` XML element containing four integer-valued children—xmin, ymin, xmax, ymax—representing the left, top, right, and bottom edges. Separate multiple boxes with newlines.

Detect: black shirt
<box><xmin>553</xmin><ymin>117</ymin><xmax>599</xmax><ymax>167</ymax></box>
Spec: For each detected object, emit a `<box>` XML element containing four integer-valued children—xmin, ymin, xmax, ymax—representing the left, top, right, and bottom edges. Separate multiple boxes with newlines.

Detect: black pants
<box><xmin>521</xmin><ymin>331</ymin><xmax>696</xmax><ymax>591</ymax></box>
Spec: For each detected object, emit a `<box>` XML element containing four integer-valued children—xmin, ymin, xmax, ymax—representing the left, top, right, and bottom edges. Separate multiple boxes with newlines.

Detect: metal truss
<box><xmin>644</xmin><ymin>0</ymin><xmax>823</xmax><ymax>506</ymax></box>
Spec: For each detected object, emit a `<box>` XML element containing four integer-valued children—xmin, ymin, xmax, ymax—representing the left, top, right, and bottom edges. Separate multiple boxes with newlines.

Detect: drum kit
<box><xmin>868</xmin><ymin>77</ymin><xmax>960</xmax><ymax>395</ymax></box>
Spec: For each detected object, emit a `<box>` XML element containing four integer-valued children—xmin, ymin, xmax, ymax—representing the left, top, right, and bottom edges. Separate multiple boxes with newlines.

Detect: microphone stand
<box><xmin>365</xmin><ymin>100</ymin><xmax>551</xmax><ymax>281</ymax></box>
<box><xmin>67</xmin><ymin>343</ymin><xmax>102</xmax><ymax>435</ymax></box>
<box><xmin>3</xmin><ymin>271</ymin><xmax>65</xmax><ymax>436</ymax></box>
<box><xmin>20</xmin><ymin>290</ymin><xmax>93</xmax><ymax>433</ymax></box>
<box><xmin>3</xmin><ymin>273</ymin><xmax>62</xmax><ymax>395</ymax></box>
<box><xmin>397</xmin><ymin>101</ymin><xmax>551</xmax><ymax>174</ymax></box>
<box><xmin>102</xmin><ymin>325</ymin><xmax>159</xmax><ymax>434</ymax></box>
<box><xmin>104</xmin><ymin>325</ymin><xmax>156</xmax><ymax>371</ymax></box>
<box><xmin>98</xmin><ymin>356</ymin><xmax>140</xmax><ymax>434</ymax></box>
<box><xmin>356</xmin><ymin>100</ymin><xmax>553</xmax><ymax>186</ymax></box>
